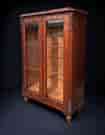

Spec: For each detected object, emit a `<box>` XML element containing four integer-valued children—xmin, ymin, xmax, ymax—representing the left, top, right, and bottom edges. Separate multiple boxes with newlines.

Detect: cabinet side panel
<box><xmin>72</xmin><ymin>13</ymin><xmax>87</xmax><ymax>112</ymax></box>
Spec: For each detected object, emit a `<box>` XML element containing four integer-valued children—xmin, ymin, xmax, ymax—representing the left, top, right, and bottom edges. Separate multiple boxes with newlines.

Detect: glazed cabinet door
<box><xmin>43</xmin><ymin>15</ymin><xmax>65</xmax><ymax>104</ymax></box>
<box><xmin>22</xmin><ymin>17</ymin><xmax>43</xmax><ymax>96</ymax></box>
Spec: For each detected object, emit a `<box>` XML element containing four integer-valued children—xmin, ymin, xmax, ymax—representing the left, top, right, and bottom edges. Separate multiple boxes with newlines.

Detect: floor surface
<box><xmin>0</xmin><ymin>89</ymin><xmax>105</xmax><ymax>135</ymax></box>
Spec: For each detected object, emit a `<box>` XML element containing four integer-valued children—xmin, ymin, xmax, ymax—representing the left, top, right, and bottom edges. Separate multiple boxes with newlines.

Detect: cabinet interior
<box><xmin>46</xmin><ymin>20</ymin><xmax>64</xmax><ymax>103</ymax></box>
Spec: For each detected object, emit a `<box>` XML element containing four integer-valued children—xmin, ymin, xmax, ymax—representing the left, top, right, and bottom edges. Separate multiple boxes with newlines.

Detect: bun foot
<box><xmin>24</xmin><ymin>97</ymin><xmax>28</xmax><ymax>102</ymax></box>
<box><xmin>66</xmin><ymin>115</ymin><xmax>72</xmax><ymax>125</ymax></box>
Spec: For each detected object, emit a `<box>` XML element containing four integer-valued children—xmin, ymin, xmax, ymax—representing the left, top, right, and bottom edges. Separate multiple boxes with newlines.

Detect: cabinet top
<box><xmin>19</xmin><ymin>7</ymin><xmax>88</xmax><ymax>18</ymax></box>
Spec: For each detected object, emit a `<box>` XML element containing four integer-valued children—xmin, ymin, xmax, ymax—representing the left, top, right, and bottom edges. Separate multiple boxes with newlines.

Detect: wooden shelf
<box><xmin>25</xmin><ymin>66</ymin><xmax>40</xmax><ymax>71</ymax></box>
<box><xmin>47</xmin><ymin>45</ymin><xmax>64</xmax><ymax>48</ymax></box>
<box><xmin>47</xmin><ymin>72</ymin><xmax>63</xmax><ymax>80</ymax></box>
<box><xmin>47</xmin><ymin>56</ymin><xmax>64</xmax><ymax>59</ymax></box>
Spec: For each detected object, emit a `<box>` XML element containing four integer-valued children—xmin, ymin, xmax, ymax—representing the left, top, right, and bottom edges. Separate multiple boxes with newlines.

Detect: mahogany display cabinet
<box><xmin>19</xmin><ymin>7</ymin><xmax>87</xmax><ymax>123</ymax></box>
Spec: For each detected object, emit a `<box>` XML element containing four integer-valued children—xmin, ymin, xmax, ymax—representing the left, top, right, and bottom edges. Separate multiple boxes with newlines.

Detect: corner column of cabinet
<box><xmin>20</xmin><ymin>18</ymin><xmax>27</xmax><ymax>97</ymax></box>
<box><xmin>64</xmin><ymin>14</ymin><xmax>73</xmax><ymax>121</ymax></box>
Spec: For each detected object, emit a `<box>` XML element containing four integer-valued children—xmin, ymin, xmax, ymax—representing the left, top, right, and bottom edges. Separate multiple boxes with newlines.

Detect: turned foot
<box><xmin>77</xmin><ymin>106</ymin><xmax>82</xmax><ymax>119</ymax></box>
<box><xmin>24</xmin><ymin>97</ymin><xmax>28</xmax><ymax>102</ymax></box>
<box><xmin>66</xmin><ymin>115</ymin><xmax>72</xmax><ymax>125</ymax></box>
<box><xmin>78</xmin><ymin>106</ymin><xmax>81</xmax><ymax>113</ymax></box>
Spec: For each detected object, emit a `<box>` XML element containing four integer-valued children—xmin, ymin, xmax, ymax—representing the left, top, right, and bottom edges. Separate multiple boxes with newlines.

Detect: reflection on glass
<box><xmin>26</xmin><ymin>23</ymin><xmax>40</xmax><ymax>93</ymax></box>
<box><xmin>47</xmin><ymin>20</ymin><xmax>64</xmax><ymax>103</ymax></box>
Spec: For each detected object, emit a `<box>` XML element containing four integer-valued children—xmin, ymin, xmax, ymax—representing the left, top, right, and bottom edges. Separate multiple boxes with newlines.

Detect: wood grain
<box><xmin>20</xmin><ymin>8</ymin><xmax>87</xmax><ymax>119</ymax></box>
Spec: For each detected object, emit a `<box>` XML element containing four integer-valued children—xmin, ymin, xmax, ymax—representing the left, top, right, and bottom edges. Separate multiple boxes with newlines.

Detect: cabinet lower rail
<box><xmin>22</xmin><ymin>90</ymin><xmax>84</xmax><ymax>125</ymax></box>
<box><xmin>22</xmin><ymin>91</ymin><xmax>65</xmax><ymax>113</ymax></box>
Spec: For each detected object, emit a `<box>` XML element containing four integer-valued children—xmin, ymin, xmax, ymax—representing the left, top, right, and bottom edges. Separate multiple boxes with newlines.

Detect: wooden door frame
<box><xmin>20</xmin><ymin>16</ymin><xmax>44</xmax><ymax>97</ymax></box>
<box><xmin>42</xmin><ymin>14</ymin><xmax>66</xmax><ymax>106</ymax></box>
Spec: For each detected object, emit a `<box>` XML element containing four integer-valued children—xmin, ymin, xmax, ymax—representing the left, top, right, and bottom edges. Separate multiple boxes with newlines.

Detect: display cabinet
<box><xmin>20</xmin><ymin>7</ymin><xmax>87</xmax><ymax>123</ymax></box>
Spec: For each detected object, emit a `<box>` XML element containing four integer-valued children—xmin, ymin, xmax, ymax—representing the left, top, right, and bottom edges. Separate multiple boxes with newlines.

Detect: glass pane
<box><xmin>25</xmin><ymin>23</ymin><xmax>40</xmax><ymax>93</ymax></box>
<box><xmin>46</xmin><ymin>20</ymin><xmax>64</xmax><ymax>103</ymax></box>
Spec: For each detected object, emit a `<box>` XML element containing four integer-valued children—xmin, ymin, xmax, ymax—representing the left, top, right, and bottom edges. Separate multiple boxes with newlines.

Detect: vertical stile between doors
<box><xmin>41</xmin><ymin>17</ymin><xmax>46</xmax><ymax>97</ymax></box>
<box><xmin>43</xmin><ymin>16</ymin><xmax>47</xmax><ymax>97</ymax></box>
<box><xmin>38</xmin><ymin>17</ymin><xmax>43</xmax><ymax>96</ymax></box>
